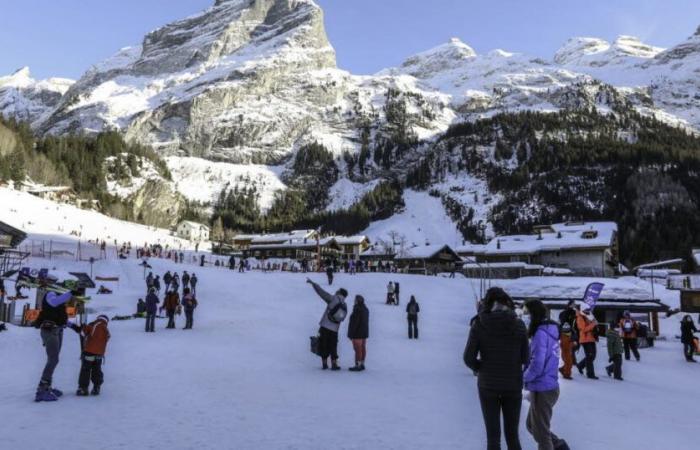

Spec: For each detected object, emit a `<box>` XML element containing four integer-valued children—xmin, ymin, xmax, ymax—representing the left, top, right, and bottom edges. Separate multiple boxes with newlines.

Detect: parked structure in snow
<box><xmin>175</xmin><ymin>221</ymin><xmax>210</xmax><ymax>242</ymax></box>
<box><xmin>465</xmin><ymin>221</ymin><xmax>619</xmax><ymax>277</ymax></box>
<box><xmin>334</xmin><ymin>235</ymin><xmax>371</xmax><ymax>260</ymax></box>
<box><xmin>394</xmin><ymin>244</ymin><xmax>462</xmax><ymax>274</ymax></box>
<box><xmin>232</xmin><ymin>230</ymin><xmax>317</xmax><ymax>251</ymax></box>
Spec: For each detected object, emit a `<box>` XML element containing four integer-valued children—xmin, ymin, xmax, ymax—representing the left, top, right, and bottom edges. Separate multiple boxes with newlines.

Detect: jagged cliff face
<box><xmin>0</xmin><ymin>68</ymin><xmax>74</xmax><ymax>127</ymax></box>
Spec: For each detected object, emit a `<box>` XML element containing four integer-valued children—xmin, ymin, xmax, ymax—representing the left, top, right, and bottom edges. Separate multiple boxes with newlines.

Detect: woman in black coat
<box><xmin>347</xmin><ymin>295</ymin><xmax>369</xmax><ymax>372</ymax></box>
<box><xmin>464</xmin><ymin>287</ymin><xmax>529</xmax><ymax>450</ymax></box>
<box><xmin>681</xmin><ymin>315</ymin><xmax>698</xmax><ymax>362</ymax></box>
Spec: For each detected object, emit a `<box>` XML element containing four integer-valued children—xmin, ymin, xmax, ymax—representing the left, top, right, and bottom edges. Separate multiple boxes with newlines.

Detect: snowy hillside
<box><xmin>0</xmin><ymin>67</ymin><xmax>74</xmax><ymax>127</ymax></box>
<box><xmin>1</xmin><ymin>252</ymin><xmax>696</xmax><ymax>449</ymax></box>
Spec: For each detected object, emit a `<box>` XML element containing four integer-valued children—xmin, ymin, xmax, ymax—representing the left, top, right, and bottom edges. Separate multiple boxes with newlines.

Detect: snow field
<box><xmin>1</xmin><ymin>254</ymin><xmax>698</xmax><ymax>450</ymax></box>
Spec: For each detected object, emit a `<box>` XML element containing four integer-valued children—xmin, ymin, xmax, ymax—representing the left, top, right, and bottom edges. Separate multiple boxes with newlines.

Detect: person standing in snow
<box><xmin>229</xmin><ymin>255</ymin><xmax>236</xmax><ymax>270</ymax></box>
<box><xmin>163</xmin><ymin>290</ymin><xmax>180</xmax><ymax>329</ymax></box>
<box><xmin>606</xmin><ymin>321</ymin><xmax>624</xmax><ymax>380</ymax></box>
<box><xmin>325</xmin><ymin>265</ymin><xmax>334</xmax><ymax>285</ymax></box>
<box><xmin>307</xmin><ymin>278</ymin><xmax>348</xmax><ymax>371</ymax></box>
<box><xmin>190</xmin><ymin>273</ymin><xmax>198</xmax><ymax>296</ymax></box>
<box><xmin>153</xmin><ymin>275</ymin><xmax>161</xmax><ymax>294</ymax></box>
<box><xmin>463</xmin><ymin>287</ymin><xmax>529</xmax><ymax>450</ymax></box>
<box><xmin>145</xmin><ymin>288</ymin><xmax>159</xmax><ymax>333</ymax></box>
<box><xmin>681</xmin><ymin>315</ymin><xmax>698</xmax><ymax>362</ymax></box>
<box><xmin>523</xmin><ymin>300</ymin><xmax>565</xmax><ymax>450</ymax></box>
<box><xmin>386</xmin><ymin>281</ymin><xmax>395</xmax><ymax>305</ymax></box>
<box><xmin>163</xmin><ymin>271</ymin><xmax>172</xmax><ymax>291</ymax></box>
<box><xmin>575</xmin><ymin>306</ymin><xmax>599</xmax><ymax>379</ymax></box>
<box><xmin>146</xmin><ymin>271</ymin><xmax>154</xmax><ymax>293</ymax></box>
<box><xmin>171</xmin><ymin>273</ymin><xmax>180</xmax><ymax>294</ymax></box>
<box><xmin>394</xmin><ymin>282</ymin><xmax>401</xmax><ymax>305</ymax></box>
<box><xmin>347</xmin><ymin>295</ymin><xmax>369</xmax><ymax>371</ymax></box>
<box><xmin>33</xmin><ymin>275</ymin><xmax>76</xmax><ymax>402</ymax></box>
<box><xmin>406</xmin><ymin>296</ymin><xmax>420</xmax><ymax>339</ymax></box>
<box><xmin>557</xmin><ymin>300</ymin><xmax>577</xmax><ymax>380</ymax></box>
<box><xmin>74</xmin><ymin>315</ymin><xmax>110</xmax><ymax>396</ymax></box>
<box><xmin>182</xmin><ymin>271</ymin><xmax>191</xmax><ymax>292</ymax></box>
<box><xmin>182</xmin><ymin>288</ymin><xmax>198</xmax><ymax>330</ymax></box>
<box><xmin>618</xmin><ymin>311</ymin><xmax>641</xmax><ymax>361</ymax></box>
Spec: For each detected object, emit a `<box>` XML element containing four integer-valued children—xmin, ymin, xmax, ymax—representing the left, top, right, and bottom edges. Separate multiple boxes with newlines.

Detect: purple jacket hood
<box><xmin>523</xmin><ymin>322</ymin><xmax>560</xmax><ymax>392</ymax></box>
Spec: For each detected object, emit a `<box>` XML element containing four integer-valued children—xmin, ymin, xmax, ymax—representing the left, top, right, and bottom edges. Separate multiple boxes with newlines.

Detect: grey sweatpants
<box><xmin>39</xmin><ymin>327</ymin><xmax>63</xmax><ymax>389</ymax></box>
<box><xmin>526</xmin><ymin>388</ymin><xmax>560</xmax><ymax>450</ymax></box>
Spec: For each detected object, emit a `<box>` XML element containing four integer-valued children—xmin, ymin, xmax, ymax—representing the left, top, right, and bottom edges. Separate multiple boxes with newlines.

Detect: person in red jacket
<box><xmin>575</xmin><ymin>306</ymin><xmax>599</xmax><ymax>379</ymax></box>
<box><xmin>74</xmin><ymin>315</ymin><xmax>111</xmax><ymax>396</ymax></box>
<box><xmin>619</xmin><ymin>311</ymin><xmax>641</xmax><ymax>361</ymax></box>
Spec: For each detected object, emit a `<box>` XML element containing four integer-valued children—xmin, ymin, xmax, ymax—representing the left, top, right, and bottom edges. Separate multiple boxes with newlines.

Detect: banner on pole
<box><xmin>582</xmin><ymin>282</ymin><xmax>605</xmax><ymax>311</ymax></box>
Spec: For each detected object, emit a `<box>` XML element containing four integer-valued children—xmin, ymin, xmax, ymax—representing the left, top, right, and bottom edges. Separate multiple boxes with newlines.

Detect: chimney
<box><xmin>497</xmin><ymin>239</ymin><xmax>501</xmax><ymax>250</ymax></box>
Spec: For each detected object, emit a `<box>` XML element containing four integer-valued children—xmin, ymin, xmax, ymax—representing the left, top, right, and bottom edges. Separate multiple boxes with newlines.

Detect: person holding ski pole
<box><xmin>307</xmin><ymin>278</ymin><xmax>348</xmax><ymax>370</ymax></box>
<box><xmin>74</xmin><ymin>315</ymin><xmax>111</xmax><ymax>396</ymax></box>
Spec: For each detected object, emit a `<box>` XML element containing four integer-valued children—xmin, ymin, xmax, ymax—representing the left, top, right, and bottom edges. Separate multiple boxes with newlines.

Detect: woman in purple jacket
<box><xmin>523</xmin><ymin>300</ymin><xmax>566</xmax><ymax>450</ymax></box>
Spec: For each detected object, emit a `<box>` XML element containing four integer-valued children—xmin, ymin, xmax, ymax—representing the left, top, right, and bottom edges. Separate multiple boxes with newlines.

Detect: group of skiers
<box><xmin>307</xmin><ymin>278</ymin><xmax>421</xmax><ymax>372</ymax></box>
<box><xmin>33</xmin><ymin>273</ymin><xmax>111</xmax><ymax>402</ymax></box>
<box><xmin>140</xmin><ymin>270</ymin><xmax>199</xmax><ymax>332</ymax></box>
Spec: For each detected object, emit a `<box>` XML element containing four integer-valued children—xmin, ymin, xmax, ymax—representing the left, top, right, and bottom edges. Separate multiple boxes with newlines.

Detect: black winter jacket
<box><xmin>681</xmin><ymin>320</ymin><xmax>698</xmax><ymax>344</ymax></box>
<box><xmin>347</xmin><ymin>303</ymin><xmax>369</xmax><ymax>339</ymax></box>
<box><xmin>463</xmin><ymin>309</ymin><xmax>529</xmax><ymax>392</ymax></box>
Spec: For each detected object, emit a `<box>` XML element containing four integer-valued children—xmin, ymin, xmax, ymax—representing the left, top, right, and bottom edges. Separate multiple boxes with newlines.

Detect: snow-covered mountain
<box><xmin>0</xmin><ymin>67</ymin><xmax>74</xmax><ymax>127</ymax></box>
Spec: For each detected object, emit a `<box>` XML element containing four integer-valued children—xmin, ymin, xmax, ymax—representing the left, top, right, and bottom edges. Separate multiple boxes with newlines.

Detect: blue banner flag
<box><xmin>582</xmin><ymin>282</ymin><xmax>604</xmax><ymax>311</ymax></box>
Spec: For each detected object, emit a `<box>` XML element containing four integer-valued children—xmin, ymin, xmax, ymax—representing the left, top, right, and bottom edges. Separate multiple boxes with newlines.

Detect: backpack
<box><xmin>328</xmin><ymin>299</ymin><xmax>348</xmax><ymax>324</ymax></box>
<box><xmin>560</xmin><ymin>322</ymin><xmax>572</xmax><ymax>334</ymax></box>
<box><xmin>623</xmin><ymin>319</ymin><xmax>634</xmax><ymax>333</ymax></box>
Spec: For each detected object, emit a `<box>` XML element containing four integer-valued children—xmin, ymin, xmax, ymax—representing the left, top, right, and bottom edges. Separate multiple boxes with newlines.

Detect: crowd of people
<box><xmin>139</xmin><ymin>270</ymin><xmax>199</xmax><ymax>332</ymax></box>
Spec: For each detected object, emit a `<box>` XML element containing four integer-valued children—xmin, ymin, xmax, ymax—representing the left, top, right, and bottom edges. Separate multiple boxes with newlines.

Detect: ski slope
<box><xmin>1</xmin><ymin>254</ymin><xmax>697</xmax><ymax>450</ymax></box>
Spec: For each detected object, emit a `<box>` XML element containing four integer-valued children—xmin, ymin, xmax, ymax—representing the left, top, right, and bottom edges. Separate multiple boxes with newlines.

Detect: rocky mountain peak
<box><xmin>554</xmin><ymin>35</ymin><xmax>662</xmax><ymax>67</ymax></box>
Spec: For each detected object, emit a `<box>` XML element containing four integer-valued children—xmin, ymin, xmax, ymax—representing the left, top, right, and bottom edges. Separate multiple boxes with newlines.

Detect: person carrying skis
<box><xmin>406</xmin><ymin>296</ymin><xmax>420</xmax><ymax>339</ymax></box>
<box><xmin>74</xmin><ymin>315</ymin><xmax>110</xmax><ymax>396</ymax></box>
<box><xmin>347</xmin><ymin>295</ymin><xmax>369</xmax><ymax>371</ymax></box>
<box><xmin>33</xmin><ymin>274</ymin><xmax>76</xmax><ymax>402</ymax></box>
<box><xmin>557</xmin><ymin>300</ymin><xmax>577</xmax><ymax>380</ymax></box>
<box><xmin>163</xmin><ymin>271</ymin><xmax>172</xmax><ymax>291</ymax></box>
<box><xmin>182</xmin><ymin>271</ymin><xmax>191</xmax><ymax>292</ymax></box>
<box><xmin>575</xmin><ymin>306</ymin><xmax>599</xmax><ymax>379</ymax></box>
<box><xmin>190</xmin><ymin>273</ymin><xmax>198</xmax><ymax>296</ymax></box>
<box><xmin>618</xmin><ymin>311</ymin><xmax>640</xmax><ymax>361</ymax></box>
<box><xmin>163</xmin><ymin>290</ymin><xmax>180</xmax><ymax>329</ymax></box>
<box><xmin>182</xmin><ymin>287</ymin><xmax>198</xmax><ymax>330</ymax></box>
<box><xmin>145</xmin><ymin>288</ymin><xmax>159</xmax><ymax>332</ymax></box>
<box><xmin>307</xmin><ymin>278</ymin><xmax>348</xmax><ymax>370</ymax></box>
<box><xmin>680</xmin><ymin>315</ymin><xmax>698</xmax><ymax>362</ymax></box>
<box><xmin>386</xmin><ymin>281</ymin><xmax>395</xmax><ymax>305</ymax></box>
<box><xmin>325</xmin><ymin>265</ymin><xmax>334</xmax><ymax>285</ymax></box>
<box><xmin>606</xmin><ymin>321</ymin><xmax>624</xmax><ymax>380</ymax></box>
<box><xmin>523</xmin><ymin>299</ymin><xmax>567</xmax><ymax>450</ymax></box>
<box><xmin>463</xmin><ymin>287</ymin><xmax>529</xmax><ymax>450</ymax></box>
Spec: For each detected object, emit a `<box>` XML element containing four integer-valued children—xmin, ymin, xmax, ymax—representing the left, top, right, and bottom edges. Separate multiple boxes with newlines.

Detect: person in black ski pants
<box><xmin>145</xmin><ymin>288</ymin><xmax>159</xmax><ymax>332</ymax></box>
<box><xmin>681</xmin><ymin>315</ymin><xmax>698</xmax><ymax>362</ymax></box>
<box><xmin>326</xmin><ymin>265</ymin><xmax>334</xmax><ymax>285</ymax></box>
<box><xmin>406</xmin><ymin>296</ymin><xmax>420</xmax><ymax>339</ymax></box>
<box><xmin>464</xmin><ymin>287</ymin><xmax>529</xmax><ymax>450</ymax></box>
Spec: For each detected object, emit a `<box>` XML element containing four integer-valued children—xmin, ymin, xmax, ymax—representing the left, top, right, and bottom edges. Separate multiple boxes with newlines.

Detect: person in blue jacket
<box><xmin>523</xmin><ymin>300</ymin><xmax>567</xmax><ymax>450</ymax></box>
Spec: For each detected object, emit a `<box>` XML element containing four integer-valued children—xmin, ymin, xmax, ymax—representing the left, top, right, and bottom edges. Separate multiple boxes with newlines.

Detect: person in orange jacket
<box><xmin>74</xmin><ymin>315</ymin><xmax>111</xmax><ymax>396</ymax></box>
<box><xmin>575</xmin><ymin>306</ymin><xmax>599</xmax><ymax>379</ymax></box>
<box><xmin>619</xmin><ymin>311</ymin><xmax>641</xmax><ymax>361</ymax></box>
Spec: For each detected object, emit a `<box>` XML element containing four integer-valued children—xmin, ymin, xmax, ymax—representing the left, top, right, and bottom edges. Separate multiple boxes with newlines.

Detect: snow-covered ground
<box><xmin>1</xmin><ymin>255</ymin><xmax>697</xmax><ymax>450</ymax></box>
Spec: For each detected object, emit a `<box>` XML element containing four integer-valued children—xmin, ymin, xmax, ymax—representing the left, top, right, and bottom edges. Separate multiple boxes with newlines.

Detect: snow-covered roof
<box><xmin>692</xmin><ymin>249</ymin><xmax>700</xmax><ymax>266</ymax></box>
<box><xmin>395</xmin><ymin>244</ymin><xmax>460</xmax><ymax>260</ymax></box>
<box><xmin>633</xmin><ymin>259</ymin><xmax>684</xmax><ymax>271</ymax></box>
<box><xmin>0</xmin><ymin>220</ymin><xmax>27</xmax><ymax>248</ymax></box>
<box><xmin>334</xmin><ymin>235</ymin><xmax>369</xmax><ymax>245</ymax></box>
<box><xmin>178</xmin><ymin>221</ymin><xmax>209</xmax><ymax>230</ymax></box>
<box><xmin>360</xmin><ymin>246</ymin><xmax>395</xmax><ymax>257</ymax></box>
<box><xmin>250</xmin><ymin>230</ymin><xmax>316</xmax><ymax>244</ymax></box>
<box><xmin>249</xmin><ymin>237</ymin><xmax>337</xmax><ymax>250</ymax></box>
<box><xmin>637</xmin><ymin>269</ymin><xmax>681</xmax><ymax>278</ymax></box>
<box><xmin>462</xmin><ymin>262</ymin><xmax>544</xmax><ymax>270</ymax></box>
<box><xmin>455</xmin><ymin>243</ymin><xmax>487</xmax><ymax>254</ymax></box>
<box><xmin>479</xmin><ymin>222</ymin><xmax>617</xmax><ymax>255</ymax></box>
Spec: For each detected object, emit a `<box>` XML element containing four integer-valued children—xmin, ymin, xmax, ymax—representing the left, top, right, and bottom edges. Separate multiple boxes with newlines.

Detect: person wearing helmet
<box><xmin>75</xmin><ymin>315</ymin><xmax>111</xmax><ymax>396</ymax></box>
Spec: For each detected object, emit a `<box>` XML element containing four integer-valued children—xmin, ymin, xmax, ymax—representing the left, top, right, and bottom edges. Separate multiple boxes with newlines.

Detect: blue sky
<box><xmin>1</xmin><ymin>0</ymin><xmax>699</xmax><ymax>80</ymax></box>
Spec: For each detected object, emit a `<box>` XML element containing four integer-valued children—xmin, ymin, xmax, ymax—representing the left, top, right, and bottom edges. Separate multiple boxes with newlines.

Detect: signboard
<box><xmin>582</xmin><ymin>282</ymin><xmax>605</xmax><ymax>311</ymax></box>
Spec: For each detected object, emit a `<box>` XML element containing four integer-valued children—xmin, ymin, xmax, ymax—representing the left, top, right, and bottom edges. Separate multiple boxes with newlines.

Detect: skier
<box><xmin>153</xmin><ymin>275</ymin><xmax>161</xmax><ymax>293</ymax></box>
<box><xmin>163</xmin><ymin>290</ymin><xmax>180</xmax><ymax>329</ymax></box>
<box><xmin>33</xmin><ymin>274</ymin><xmax>76</xmax><ymax>402</ymax></box>
<box><xmin>463</xmin><ymin>287</ymin><xmax>529</xmax><ymax>450</ymax></box>
<box><xmin>145</xmin><ymin>288</ymin><xmax>159</xmax><ymax>332</ymax></box>
<box><xmin>74</xmin><ymin>315</ymin><xmax>110</xmax><ymax>396</ymax></box>
<box><xmin>606</xmin><ymin>321</ymin><xmax>624</xmax><ymax>380</ymax></box>
<box><xmin>347</xmin><ymin>295</ymin><xmax>369</xmax><ymax>372</ymax></box>
<box><xmin>325</xmin><ymin>265</ymin><xmax>334</xmax><ymax>285</ymax></box>
<box><xmin>190</xmin><ymin>273</ymin><xmax>198</xmax><ymax>296</ymax></box>
<box><xmin>619</xmin><ymin>311</ymin><xmax>640</xmax><ymax>361</ymax></box>
<box><xmin>406</xmin><ymin>295</ymin><xmax>420</xmax><ymax>339</ymax></box>
<box><xmin>171</xmin><ymin>273</ymin><xmax>180</xmax><ymax>294</ymax></box>
<box><xmin>163</xmin><ymin>271</ymin><xmax>172</xmax><ymax>291</ymax></box>
<box><xmin>182</xmin><ymin>287</ymin><xmax>198</xmax><ymax>330</ymax></box>
<box><xmin>386</xmin><ymin>281</ymin><xmax>395</xmax><ymax>305</ymax></box>
<box><xmin>557</xmin><ymin>300</ymin><xmax>577</xmax><ymax>380</ymax></box>
<box><xmin>307</xmin><ymin>278</ymin><xmax>348</xmax><ymax>370</ymax></box>
<box><xmin>575</xmin><ymin>306</ymin><xmax>599</xmax><ymax>379</ymax></box>
<box><xmin>394</xmin><ymin>282</ymin><xmax>401</xmax><ymax>305</ymax></box>
<box><xmin>182</xmin><ymin>271</ymin><xmax>191</xmax><ymax>292</ymax></box>
<box><xmin>680</xmin><ymin>315</ymin><xmax>698</xmax><ymax>362</ymax></box>
<box><xmin>523</xmin><ymin>300</ymin><xmax>567</xmax><ymax>450</ymax></box>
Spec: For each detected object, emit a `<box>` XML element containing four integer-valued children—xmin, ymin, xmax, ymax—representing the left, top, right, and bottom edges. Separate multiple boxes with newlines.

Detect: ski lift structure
<box><xmin>0</xmin><ymin>221</ymin><xmax>30</xmax><ymax>323</ymax></box>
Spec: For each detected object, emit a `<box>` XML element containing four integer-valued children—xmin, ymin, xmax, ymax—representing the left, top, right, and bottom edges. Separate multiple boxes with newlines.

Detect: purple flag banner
<box><xmin>582</xmin><ymin>282</ymin><xmax>604</xmax><ymax>311</ymax></box>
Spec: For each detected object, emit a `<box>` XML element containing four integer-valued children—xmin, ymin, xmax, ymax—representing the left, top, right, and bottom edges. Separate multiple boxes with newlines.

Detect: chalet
<box><xmin>176</xmin><ymin>221</ymin><xmax>210</xmax><ymax>242</ymax></box>
<box><xmin>394</xmin><ymin>244</ymin><xmax>462</xmax><ymax>274</ymax></box>
<box><xmin>243</xmin><ymin>237</ymin><xmax>341</xmax><ymax>260</ymax></box>
<box><xmin>0</xmin><ymin>221</ymin><xmax>29</xmax><ymax>324</ymax></box>
<box><xmin>335</xmin><ymin>235</ymin><xmax>371</xmax><ymax>260</ymax></box>
<box><xmin>232</xmin><ymin>229</ymin><xmax>317</xmax><ymax>250</ymax></box>
<box><xmin>473</xmin><ymin>222</ymin><xmax>619</xmax><ymax>277</ymax></box>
